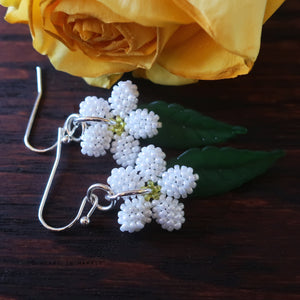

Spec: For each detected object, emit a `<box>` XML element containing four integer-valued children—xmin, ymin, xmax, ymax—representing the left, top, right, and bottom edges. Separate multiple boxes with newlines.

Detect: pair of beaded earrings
<box><xmin>25</xmin><ymin>67</ymin><xmax>198</xmax><ymax>233</ymax></box>
<box><xmin>26</xmin><ymin>67</ymin><xmax>283</xmax><ymax>233</ymax></box>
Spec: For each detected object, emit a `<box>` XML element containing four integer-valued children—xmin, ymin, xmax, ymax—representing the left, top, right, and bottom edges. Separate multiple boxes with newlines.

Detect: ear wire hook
<box><xmin>23</xmin><ymin>67</ymin><xmax>117</xmax><ymax>231</ymax></box>
<box><xmin>24</xmin><ymin>66</ymin><xmax>114</xmax><ymax>152</ymax></box>
<box><xmin>24</xmin><ymin>66</ymin><xmax>58</xmax><ymax>153</ymax></box>
<box><xmin>23</xmin><ymin>67</ymin><xmax>89</xmax><ymax>230</ymax></box>
<box><xmin>38</xmin><ymin>127</ymin><xmax>100</xmax><ymax>231</ymax></box>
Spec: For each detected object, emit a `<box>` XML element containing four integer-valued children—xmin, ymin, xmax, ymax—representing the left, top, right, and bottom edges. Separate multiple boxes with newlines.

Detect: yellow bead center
<box><xmin>109</xmin><ymin>116</ymin><xmax>125</xmax><ymax>136</ymax></box>
<box><xmin>142</xmin><ymin>181</ymin><xmax>161</xmax><ymax>201</ymax></box>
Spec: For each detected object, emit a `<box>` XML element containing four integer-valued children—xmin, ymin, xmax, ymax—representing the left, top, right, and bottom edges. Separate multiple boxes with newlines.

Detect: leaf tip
<box><xmin>233</xmin><ymin>126</ymin><xmax>248</xmax><ymax>135</ymax></box>
<box><xmin>271</xmin><ymin>149</ymin><xmax>285</xmax><ymax>159</ymax></box>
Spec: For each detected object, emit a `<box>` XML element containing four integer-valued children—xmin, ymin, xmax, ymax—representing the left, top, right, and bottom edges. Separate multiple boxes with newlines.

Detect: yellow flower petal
<box><xmin>1</xmin><ymin>0</ymin><xmax>30</xmax><ymax>23</ymax></box>
<box><xmin>52</xmin><ymin>0</ymin><xmax>129</xmax><ymax>23</ymax></box>
<box><xmin>133</xmin><ymin>63</ymin><xmax>197</xmax><ymax>86</ymax></box>
<box><xmin>157</xmin><ymin>23</ymin><xmax>251</xmax><ymax>80</ymax></box>
<box><xmin>264</xmin><ymin>0</ymin><xmax>285</xmax><ymax>22</ymax></box>
<box><xmin>83</xmin><ymin>73</ymin><xmax>123</xmax><ymax>88</ymax></box>
<box><xmin>173</xmin><ymin>0</ymin><xmax>268</xmax><ymax>60</ymax></box>
<box><xmin>28</xmin><ymin>0</ymin><xmax>142</xmax><ymax>77</ymax></box>
<box><xmin>95</xmin><ymin>0</ymin><xmax>192</xmax><ymax>26</ymax></box>
<box><xmin>39</xmin><ymin>0</ymin><xmax>160</xmax><ymax>70</ymax></box>
<box><xmin>158</xmin><ymin>0</ymin><xmax>284</xmax><ymax>81</ymax></box>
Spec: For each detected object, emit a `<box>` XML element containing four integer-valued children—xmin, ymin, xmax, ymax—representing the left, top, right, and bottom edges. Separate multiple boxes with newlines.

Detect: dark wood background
<box><xmin>0</xmin><ymin>2</ymin><xmax>299</xmax><ymax>299</ymax></box>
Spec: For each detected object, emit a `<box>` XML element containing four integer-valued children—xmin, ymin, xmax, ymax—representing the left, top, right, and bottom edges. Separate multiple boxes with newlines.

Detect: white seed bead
<box><xmin>158</xmin><ymin>165</ymin><xmax>199</xmax><ymax>199</ymax></box>
<box><xmin>125</xmin><ymin>109</ymin><xmax>161</xmax><ymax>139</ymax></box>
<box><xmin>117</xmin><ymin>197</ymin><xmax>152</xmax><ymax>233</ymax></box>
<box><xmin>135</xmin><ymin>145</ymin><xmax>166</xmax><ymax>182</ymax></box>
<box><xmin>79</xmin><ymin>96</ymin><xmax>112</xmax><ymax>120</ymax></box>
<box><xmin>80</xmin><ymin>124</ymin><xmax>113</xmax><ymax>157</ymax></box>
<box><xmin>152</xmin><ymin>195</ymin><xmax>185</xmax><ymax>231</ymax></box>
<box><xmin>110</xmin><ymin>133</ymin><xmax>141</xmax><ymax>167</ymax></box>
<box><xmin>107</xmin><ymin>166</ymin><xmax>144</xmax><ymax>197</ymax></box>
<box><xmin>108</xmin><ymin>80</ymin><xmax>139</xmax><ymax>118</ymax></box>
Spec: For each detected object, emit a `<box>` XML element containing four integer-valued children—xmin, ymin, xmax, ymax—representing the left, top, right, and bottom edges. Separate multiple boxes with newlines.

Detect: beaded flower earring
<box><xmin>35</xmin><ymin>139</ymin><xmax>199</xmax><ymax>232</ymax></box>
<box><xmin>25</xmin><ymin>67</ymin><xmax>161</xmax><ymax>168</ymax></box>
<box><xmin>79</xmin><ymin>81</ymin><xmax>161</xmax><ymax>166</ymax></box>
<box><xmin>32</xmin><ymin>132</ymin><xmax>282</xmax><ymax>233</ymax></box>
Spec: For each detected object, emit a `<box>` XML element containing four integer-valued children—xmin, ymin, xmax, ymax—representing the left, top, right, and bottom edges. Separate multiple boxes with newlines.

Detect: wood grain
<box><xmin>0</xmin><ymin>2</ymin><xmax>299</xmax><ymax>299</ymax></box>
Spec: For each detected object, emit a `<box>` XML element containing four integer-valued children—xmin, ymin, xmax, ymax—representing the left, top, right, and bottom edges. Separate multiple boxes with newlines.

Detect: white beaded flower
<box><xmin>79</xmin><ymin>80</ymin><xmax>161</xmax><ymax>167</ymax></box>
<box><xmin>107</xmin><ymin>145</ymin><xmax>198</xmax><ymax>233</ymax></box>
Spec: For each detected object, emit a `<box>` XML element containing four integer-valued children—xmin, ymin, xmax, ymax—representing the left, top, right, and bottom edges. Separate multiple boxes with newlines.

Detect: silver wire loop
<box><xmin>62</xmin><ymin>113</ymin><xmax>85</xmax><ymax>143</ymax></box>
<box><xmin>106</xmin><ymin>189</ymin><xmax>152</xmax><ymax>201</ymax></box>
<box><xmin>74</xmin><ymin>116</ymin><xmax>115</xmax><ymax>126</ymax></box>
<box><xmin>79</xmin><ymin>195</ymin><xmax>99</xmax><ymax>226</ymax></box>
<box><xmin>86</xmin><ymin>183</ymin><xmax>116</xmax><ymax>211</ymax></box>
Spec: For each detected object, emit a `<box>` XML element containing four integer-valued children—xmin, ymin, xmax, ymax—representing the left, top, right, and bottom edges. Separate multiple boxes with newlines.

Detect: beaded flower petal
<box><xmin>107</xmin><ymin>145</ymin><xmax>198</xmax><ymax>232</ymax></box>
<box><xmin>152</xmin><ymin>195</ymin><xmax>185</xmax><ymax>231</ymax></box>
<box><xmin>79</xmin><ymin>81</ymin><xmax>161</xmax><ymax>167</ymax></box>
<box><xmin>118</xmin><ymin>198</ymin><xmax>152</xmax><ymax>233</ymax></box>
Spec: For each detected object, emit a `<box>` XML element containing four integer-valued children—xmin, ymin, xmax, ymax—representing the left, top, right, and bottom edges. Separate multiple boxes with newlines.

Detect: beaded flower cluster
<box><xmin>79</xmin><ymin>80</ymin><xmax>161</xmax><ymax>167</ymax></box>
<box><xmin>107</xmin><ymin>145</ymin><xmax>199</xmax><ymax>233</ymax></box>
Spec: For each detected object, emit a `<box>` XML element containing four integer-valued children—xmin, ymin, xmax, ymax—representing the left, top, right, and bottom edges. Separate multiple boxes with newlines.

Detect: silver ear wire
<box><xmin>37</xmin><ymin>127</ymin><xmax>116</xmax><ymax>231</ymax></box>
<box><xmin>24</xmin><ymin>66</ymin><xmax>58</xmax><ymax>152</ymax></box>
<box><xmin>38</xmin><ymin>127</ymin><xmax>89</xmax><ymax>231</ymax></box>
<box><xmin>22</xmin><ymin>67</ymin><xmax>102</xmax><ymax>231</ymax></box>
<box><xmin>24</xmin><ymin>66</ymin><xmax>113</xmax><ymax>153</ymax></box>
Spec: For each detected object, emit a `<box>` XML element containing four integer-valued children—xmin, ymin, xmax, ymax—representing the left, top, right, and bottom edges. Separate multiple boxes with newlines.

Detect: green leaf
<box><xmin>141</xmin><ymin>101</ymin><xmax>247</xmax><ymax>149</ymax></box>
<box><xmin>167</xmin><ymin>147</ymin><xmax>284</xmax><ymax>198</ymax></box>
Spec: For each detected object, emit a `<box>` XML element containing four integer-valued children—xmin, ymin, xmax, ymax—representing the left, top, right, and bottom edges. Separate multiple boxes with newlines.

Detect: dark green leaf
<box><xmin>141</xmin><ymin>101</ymin><xmax>247</xmax><ymax>149</ymax></box>
<box><xmin>167</xmin><ymin>146</ymin><xmax>284</xmax><ymax>197</ymax></box>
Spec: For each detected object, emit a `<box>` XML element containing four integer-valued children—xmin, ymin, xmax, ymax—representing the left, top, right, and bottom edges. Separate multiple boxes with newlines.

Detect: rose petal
<box><xmin>40</xmin><ymin>0</ymin><xmax>158</xmax><ymax>70</ymax></box>
<box><xmin>28</xmin><ymin>0</ymin><xmax>135</xmax><ymax>78</ymax></box>
<box><xmin>158</xmin><ymin>23</ymin><xmax>252</xmax><ymax>80</ymax></box>
<box><xmin>264</xmin><ymin>0</ymin><xmax>286</xmax><ymax>22</ymax></box>
<box><xmin>1</xmin><ymin>0</ymin><xmax>30</xmax><ymax>23</ymax></box>
<box><xmin>133</xmin><ymin>63</ymin><xmax>198</xmax><ymax>86</ymax></box>
<box><xmin>174</xmin><ymin>0</ymin><xmax>271</xmax><ymax>58</ymax></box>
<box><xmin>157</xmin><ymin>0</ymin><xmax>284</xmax><ymax>80</ymax></box>
<box><xmin>83</xmin><ymin>73</ymin><xmax>122</xmax><ymax>88</ymax></box>
<box><xmin>96</xmin><ymin>0</ymin><xmax>192</xmax><ymax>26</ymax></box>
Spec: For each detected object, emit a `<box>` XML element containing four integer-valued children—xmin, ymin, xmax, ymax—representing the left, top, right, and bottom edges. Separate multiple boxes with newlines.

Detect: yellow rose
<box><xmin>1</xmin><ymin>0</ymin><xmax>284</xmax><ymax>88</ymax></box>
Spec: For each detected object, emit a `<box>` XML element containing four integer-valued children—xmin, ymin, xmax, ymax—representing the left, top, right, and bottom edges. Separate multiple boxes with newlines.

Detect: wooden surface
<box><xmin>0</xmin><ymin>2</ymin><xmax>299</xmax><ymax>299</ymax></box>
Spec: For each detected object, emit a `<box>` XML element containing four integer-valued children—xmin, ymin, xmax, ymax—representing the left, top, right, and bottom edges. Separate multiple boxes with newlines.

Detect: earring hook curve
<box><xmin>37</xmin><ymin>127</ymin><xmax>96</xmax><ymax>231</ymax></box>
<box><xmin>24</xmin><ymin>66</ymin><xmax>58</xmax><ymax>153</ymax></box>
